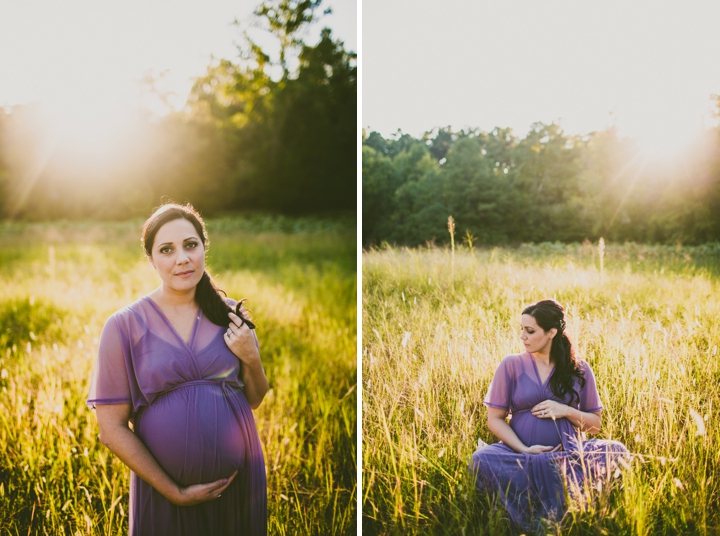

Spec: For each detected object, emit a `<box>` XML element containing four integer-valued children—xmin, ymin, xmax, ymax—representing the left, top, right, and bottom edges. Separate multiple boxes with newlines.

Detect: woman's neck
<box><xmin>530</xmin><ymin>351</ymin><xmax>552</xmax><ymax>367</ymax></box>
<box><xmin>151</xmin><ymin>285</ymin><xmax>197</xmax><ymax>309</ymax></box>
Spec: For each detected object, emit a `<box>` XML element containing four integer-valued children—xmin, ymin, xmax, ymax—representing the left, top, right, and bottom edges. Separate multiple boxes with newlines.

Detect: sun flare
<box><xmin>615</xmin><ymin>97</ymin><xmax>711</xmax><ymax>161</ymax></box>
<box><xmin>632</xmin><ymin>121</ymin><xmax>703</xmax><ymax>161</ymax></box>
<box><xmin>41</xmin><ymin>86</ymin><xmax>137</xmax><ymax>152</ymax></box>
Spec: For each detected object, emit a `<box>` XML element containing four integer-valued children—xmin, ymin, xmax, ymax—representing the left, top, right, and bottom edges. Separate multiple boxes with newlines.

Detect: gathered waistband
<box><xmin>159</xmin><ymin>379</ymin><xmax>242</xmax><ymax>396</ymax></box>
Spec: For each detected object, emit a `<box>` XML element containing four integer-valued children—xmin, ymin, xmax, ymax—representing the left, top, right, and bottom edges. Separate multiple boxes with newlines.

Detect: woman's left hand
<box><xmin>531</xmin><ymin>400</ymin><xmax>568</xmax><ymax>420</ymax></box>
<box><xmin>224</xmin><ymin>312</ymin><xmax>260</xmax><ymax>366</ymax></box>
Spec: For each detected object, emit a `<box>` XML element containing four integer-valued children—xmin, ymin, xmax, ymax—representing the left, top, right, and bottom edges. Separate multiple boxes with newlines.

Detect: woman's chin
<box><xmin>164</xmin><ymin>277</ymin><xmax>202</xmax><ymax>293</ymax></box>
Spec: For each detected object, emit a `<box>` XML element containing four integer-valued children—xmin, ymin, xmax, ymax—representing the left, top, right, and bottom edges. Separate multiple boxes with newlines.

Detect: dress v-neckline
<box><xmin>528</xmin><ymin>352</ymin><xmax>555</xmax><ymax>387</ymax></box>
<box><xmin>144</xmin><ymin>296</ymin><xmax>202</xmax><ymax>350</ymax></box>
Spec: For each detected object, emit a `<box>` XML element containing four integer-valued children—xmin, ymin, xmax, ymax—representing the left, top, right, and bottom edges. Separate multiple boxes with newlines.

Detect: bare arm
<box><xmin>487</xmin><ymin>406</ymin><xmax>560</xmax><ymax>454</ymax></box>
<box><xmin>564</xmin><ymin>407</ymin><xmax>602</xmax><ymax>434</ymax></box>
<box><xmin>95</xmin><ymin>404</ymin><xmax>237</xmax><ymax>506</ymax></box>
<box><xmin>531</xmin><ymin>400</ymin><xmax>602</xmax><ymax>434</ymax></box>
<box><xmin>225</xmin><ymin>311</ymin><xmax>269</xmax><ymax>409</ymax></box>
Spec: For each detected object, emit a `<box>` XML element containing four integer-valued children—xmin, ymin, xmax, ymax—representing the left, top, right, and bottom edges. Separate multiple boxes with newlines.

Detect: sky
<box><xmin>0</xmin><ymin>0</ymin><xmax>357</xmax><ymax>114</ymax></box>
<box><xmin>363</xmin><ymin>0</ymin><xmax>720</xmax><ymax>154</ymax></box>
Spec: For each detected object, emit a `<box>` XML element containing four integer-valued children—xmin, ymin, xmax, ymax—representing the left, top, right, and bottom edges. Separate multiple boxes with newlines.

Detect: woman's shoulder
<box><xmin>103</xmin><ymin>296</ymin><xmax>151</xmax><ymax>329</ymax></box>
<box><xmin>577</xmin><ymin>358</ymin><xmax>599</xmax><ymax>379</ymax></box>
<box><xmin>500</xmin><ymin>353</ymin><xmax>526</xmax><ymax>365</ymax></box>
<box><xmin>224</xmin><ymin>297</ymin><xmax>238</xmax><ymax>308</ymax></box>
<box><xmin>495</xmin><ymin>353</ymin><xmax>526</xmax><ymax>372</ymax></box>
<box><xmin>576</xmin><ymin>358</ymin><xmax>593</xmax><ymax>372</ymax></box>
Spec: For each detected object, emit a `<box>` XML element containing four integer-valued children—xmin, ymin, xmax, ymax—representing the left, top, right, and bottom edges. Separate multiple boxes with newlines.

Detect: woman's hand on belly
<box><xmin>525</xmin><ymin>443</ymin><xmax>562</xmax><ymax>455</ymax></box>
<box><xmin>172</xmin><ymin>469</ymin><xmax>239</xmax><ymax>507</ymax></box>
<box><xmin>530</xmin><ymin>399</ymin><xmax>569</xmax><ymax>420</ymax></box>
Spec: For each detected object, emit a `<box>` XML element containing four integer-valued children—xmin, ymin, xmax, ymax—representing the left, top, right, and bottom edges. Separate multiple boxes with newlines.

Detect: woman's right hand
<box><xmin>524</xmin><ymin>444</ymin><xmax>562</xmax><ymax>455</ymax></box>
<box><xmin>172</xmin><ymin>470</ymin><xmax>239</xmax><ymax>506</ymax></box>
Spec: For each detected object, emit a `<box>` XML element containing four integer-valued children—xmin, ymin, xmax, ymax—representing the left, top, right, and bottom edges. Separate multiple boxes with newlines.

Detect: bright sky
<box><xmin>0</xmin><ymin>0</ymin><xmax>357</xmax><ymax>113</ymax></box>
<box><xmin>363</xmin><ymin>0</ymin><xmax>720</xmax><ymax>154</ymax></box>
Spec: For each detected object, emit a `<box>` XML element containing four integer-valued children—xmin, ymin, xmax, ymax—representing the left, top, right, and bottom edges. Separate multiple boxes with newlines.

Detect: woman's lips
<box><xmin>176</xmin><ymin>270</ymin><xmax>194</xmax><ymax>278</ymax></box>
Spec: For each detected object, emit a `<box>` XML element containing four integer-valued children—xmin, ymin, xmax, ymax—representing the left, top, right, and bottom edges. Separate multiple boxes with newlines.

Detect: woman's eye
<box><xmin>186</xmin><ymin>242</ymin><xmax>198</xmax><ymax>249</ymax></box>
<box><xmin>160</xmin><ymin>247</ymin><xmax>172</xmax><ymax>254</ymax></box>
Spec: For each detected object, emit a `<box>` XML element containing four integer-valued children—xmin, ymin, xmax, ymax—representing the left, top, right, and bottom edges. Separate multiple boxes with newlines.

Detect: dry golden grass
<box><xmin>0</xmin><ymin>218</ymin><xmax>356</xmax><ymax>535</ymax></box>
<box><xmin>363</xmin><ymin>242</ymin><xmax>720</xmax><ymax>535</ymax></box>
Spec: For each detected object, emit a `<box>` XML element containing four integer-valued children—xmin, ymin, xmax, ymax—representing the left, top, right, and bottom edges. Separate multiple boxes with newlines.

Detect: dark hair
<box><xmin>522</xmin><ymin>299</ymin><xmax>586</xmax><ymax>406</ymax></box>
<box><xmin>141</xmin><ymin>203</ymin><xmax>234</xmax><ymax>328</ymax></box>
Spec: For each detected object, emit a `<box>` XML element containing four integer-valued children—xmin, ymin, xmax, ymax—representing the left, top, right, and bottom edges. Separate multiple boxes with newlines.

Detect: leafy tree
<box><xmin>362</xmin><ymin>146</ymin><xmax>397</xmax><ymax>245</ymax></box>
<box><xmin>510</xmin><ymin>123</ymin><xmax>583</xmax><ymax>241</ymax></box>
<box><xmin>184</xmin><ymin>0</ymin><xmax>356</xmax><ymax>214</ymax></box>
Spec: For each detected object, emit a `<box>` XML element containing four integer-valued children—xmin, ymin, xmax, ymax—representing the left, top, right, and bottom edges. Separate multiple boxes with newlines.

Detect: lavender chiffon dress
<box><xmin>469</xmin><ymin>352</ymin><xmax>628</xmax><ymax>533</ymax></box>
<box><xmin>87</xmin><ymin>296</ymin><xmax>267</xmax><ymax>536</ymax></box>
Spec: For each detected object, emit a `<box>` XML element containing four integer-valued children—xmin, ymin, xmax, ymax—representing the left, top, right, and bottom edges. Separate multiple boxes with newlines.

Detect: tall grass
<box><xmin>0</xmin><ymin>218</ymin><xmax>356</xmax><ymax>535</ymax></box>
<box><xmin>362</xmin><ymin>242</ymin><xmax>720</xmax><ymax>535</ymax></box>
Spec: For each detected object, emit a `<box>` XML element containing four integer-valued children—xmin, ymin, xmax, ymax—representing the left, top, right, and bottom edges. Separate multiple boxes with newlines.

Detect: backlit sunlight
<box><xmin>40</xmin><ymin>79</ymin><xmax>138</xmax><ymax>152</ymax></box>
<box><xmin>628</xmin><ymin>119</ymin><xmax>704</xmax><ymax>161</ymax></box>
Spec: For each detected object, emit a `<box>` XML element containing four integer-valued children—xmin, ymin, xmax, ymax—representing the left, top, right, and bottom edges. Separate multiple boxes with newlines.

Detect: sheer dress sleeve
<box><xmin>483</xmin><ymin>356</ymin><xmax>515</xmax><ymax>411</ymax></box>
<box><xmin>579</xmin><ymin>360</ymin><xmax>603</xmax><ymax>412</ymax></box>
<box><xmin>87</xmin><ymin>315</ymin><xmax>132</xmax><ymax>409</ymax></box>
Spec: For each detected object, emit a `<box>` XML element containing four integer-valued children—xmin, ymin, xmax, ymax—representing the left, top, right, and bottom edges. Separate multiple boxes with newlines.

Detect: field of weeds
<box><xmin>362</xmin><ymin>242</ymin><xmax>720</xmax><ymax>535</ymax></box>
<box><xmin>0</xmin><ymin>217</ymin><xmax>357</xmax><ymax>535</ymax></box>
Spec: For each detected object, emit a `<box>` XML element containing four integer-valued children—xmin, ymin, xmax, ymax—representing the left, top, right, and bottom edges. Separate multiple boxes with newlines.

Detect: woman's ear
<box><xmin>548</xmin><ymin>327</ymin><xmax>557</xmax><ymax>340</ymax></box>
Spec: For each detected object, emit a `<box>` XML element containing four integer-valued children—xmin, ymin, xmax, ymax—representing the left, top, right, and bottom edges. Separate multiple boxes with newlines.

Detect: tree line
<box><xmin>0</xmin><ymin>0</ymin><xmax>356</xmax><ymax>221</ymax></box>
<box><xmin>363</xmin><ymin>111</ymin><xmax>720</xmax><ymax>247</ymax></box>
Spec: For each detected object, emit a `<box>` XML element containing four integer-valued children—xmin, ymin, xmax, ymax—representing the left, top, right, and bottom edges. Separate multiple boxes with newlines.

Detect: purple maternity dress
<box><xmin>87</xmin><ymin>296</ymin><xmax>267</xmax><ymax>536</ymax></box>
<box><xmin>469</xmin><ymin>352</ymin><xmax>628</xmax><ymax>533</ymax></box>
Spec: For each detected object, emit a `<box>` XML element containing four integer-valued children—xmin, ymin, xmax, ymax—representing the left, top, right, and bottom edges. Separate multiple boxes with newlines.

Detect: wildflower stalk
<box><xmin>448</xmin><ymin>216</ymin><xmax>455</xmax><ymax>287</ymax></box>
<box><xmin>598</xmin><ymin>237</ymin><xmax>605</xmax><ymax>284</ymax></box>
<box><xmin>464</xmin><ymin>229</ymin><xmax>475</xmax><ymax>257</ymax></box>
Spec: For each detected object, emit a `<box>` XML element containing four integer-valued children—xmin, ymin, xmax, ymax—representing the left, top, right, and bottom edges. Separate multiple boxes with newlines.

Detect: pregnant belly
<box><xmin>135</xmin><ymin>383</ymin><xmax>246</xmax><ymax>486</ymax></box>
<box><xmin>511</xmin><ymin>412</ymin><xmax>565</xmax><ymax>448</ymax></box>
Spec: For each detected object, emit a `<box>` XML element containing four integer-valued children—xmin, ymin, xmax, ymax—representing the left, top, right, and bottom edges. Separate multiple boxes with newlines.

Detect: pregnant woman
<box><xmin>87</xmin><ymin>203</ymin><xmax>267</xmax><ymax>535</ymax></box>
<box><xmin>470</xmin><ymin>299</ymin><xmax>628</xmax><ymax>533</ymax></box>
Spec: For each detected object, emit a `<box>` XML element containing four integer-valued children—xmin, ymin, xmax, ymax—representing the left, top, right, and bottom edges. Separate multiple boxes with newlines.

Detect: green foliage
<box><xmin>0</xmin><ymin>218</ymin><xmax>356</xmax><ymax>535</ymax></box>
<box><xmin>363</xmin><ymin>242</ymin><xmax>720</xmax><ymax>535</ymax></box>
<box><xmin>362</xmin><ymin>122</ymin><xmax>720</xmax><ymax>247</ymax></box>
<box><xmin>0</xmin><ymin>298</ymin><xmax>68</xmax><ymax>350</ymax></box>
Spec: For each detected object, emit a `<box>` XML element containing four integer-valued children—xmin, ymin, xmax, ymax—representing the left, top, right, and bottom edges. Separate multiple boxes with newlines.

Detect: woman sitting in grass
<box><xmin>470</xmin><ymin>299</ymin><xmax>628</xmax><ymax>533</ymax></box>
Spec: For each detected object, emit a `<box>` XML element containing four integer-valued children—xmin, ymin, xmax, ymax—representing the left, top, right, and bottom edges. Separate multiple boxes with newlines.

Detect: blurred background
<box><xmin>0</xmin><ymin>0</ymin><xmax>357</xmax><ymax>219</ymax></box>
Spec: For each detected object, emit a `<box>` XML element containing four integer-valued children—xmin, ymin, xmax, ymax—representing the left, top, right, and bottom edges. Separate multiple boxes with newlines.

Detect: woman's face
<box><xmin>149</xmin><ymin>218</ymin><xmax>205</xmax><ymax>294</ymax></box>
<box><xmin>520</xmin><ymin>314</ymin><xmax>555</xmax><ymax>355</ymax></box>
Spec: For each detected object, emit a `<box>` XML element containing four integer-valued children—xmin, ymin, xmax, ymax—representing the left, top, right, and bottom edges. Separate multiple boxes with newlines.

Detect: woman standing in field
<box><xmin>87</xmin><ymin>203</ymin><xmax>267</xmax><ymax>535</ymax></box>
<box><xmin>470</xmin><ymin>299</ymin><xmax>628</xmax><ymax>533</ymax></box>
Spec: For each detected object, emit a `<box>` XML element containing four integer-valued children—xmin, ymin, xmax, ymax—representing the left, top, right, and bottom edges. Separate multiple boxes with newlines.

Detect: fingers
<box><xmin>528</xmin><ymin>445</ymin><xmax>554</xmax><ymax>454</ymax></box>
<box><xmin>225</xmin><ymin>315</ymin><xmax>250</xmax><ymax>340</ymax></box>
<box><xmin>551</xmin><ymin>444</ymin><xmax>562</xmax><ymax>452</ymax></box>
<box><xmin>197</xmin><ymin>470</ymin><xmax>239</xmax><ymax>501</ymax></box>
<box><xmin>230</xmin><ymin>309</ymin><xmax>256</xmax><ymax>330</ymax></box>
<box><xmin>175</xmin><ymin>469</ymin><xmax>240</xmax><ymax>506</ymax></box>
<box><xmin>228</xmin><ymin>311</ymin><xmax>246</xmax><ymax>329</ymax></box>
<box><xmin>216</xmin><ymin>469</ymin><xmax>239</xmax><ymax>494</ymax></box>
<box><xmin>532</xmin><ymin>401</ymin><xmax>556</xmax><ymax>418</ymax></box>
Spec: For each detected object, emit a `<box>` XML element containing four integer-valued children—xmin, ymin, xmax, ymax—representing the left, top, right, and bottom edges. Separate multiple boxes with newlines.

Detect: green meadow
<box><xmin>0</xmin><ymin>216</ymin><xmax>356</xmax><ymax>535</ymax></box>
<box><xmin>362</xmin><ymin>242</ymin><xmax>720</xmax><ymax>535</ymax></box>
